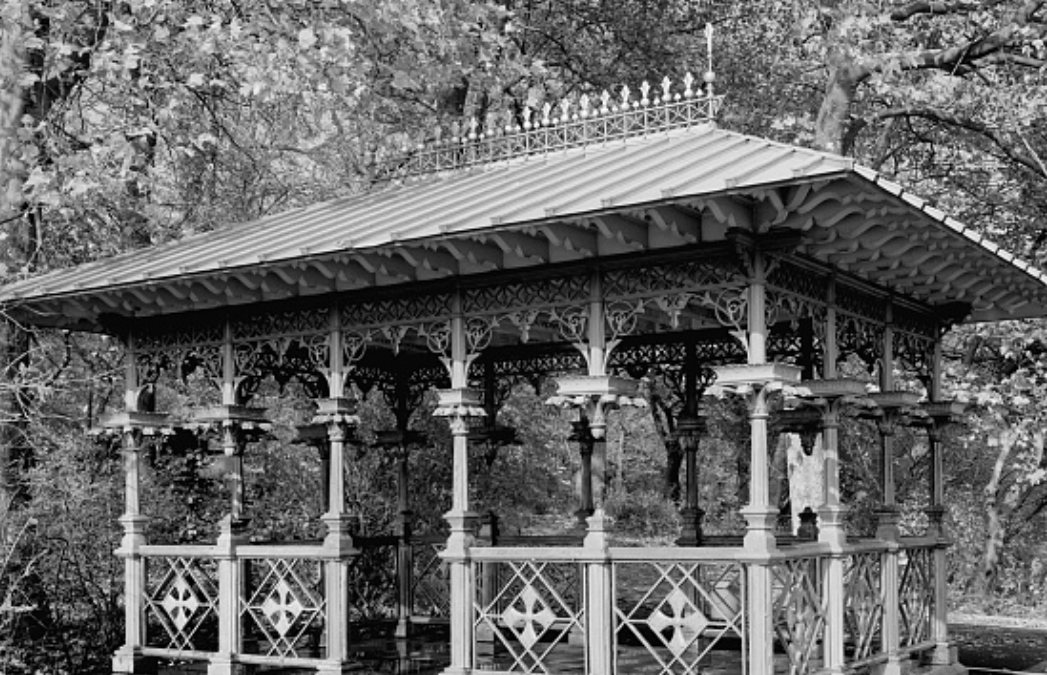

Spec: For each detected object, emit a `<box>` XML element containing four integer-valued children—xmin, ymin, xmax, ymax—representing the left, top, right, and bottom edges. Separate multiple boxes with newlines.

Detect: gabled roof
<box><xmin>3</xmin><ymin>122</ymin><xmax>1047</xmax><ymax>329</ymax></box>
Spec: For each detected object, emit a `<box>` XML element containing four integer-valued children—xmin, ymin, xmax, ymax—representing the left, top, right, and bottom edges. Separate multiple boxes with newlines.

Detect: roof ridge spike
<box><xmin>374</xmin><ymin>34</ymin><xmax>723</xmax><ymax>185</ymax></box>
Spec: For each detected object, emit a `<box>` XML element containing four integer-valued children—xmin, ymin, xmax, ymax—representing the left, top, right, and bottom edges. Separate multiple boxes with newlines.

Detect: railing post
<box><xmin>584</xmin><ymin>517</ymin><xmax>614</xmax><ymax>675</ymax></box>
<box><xmin>210</xmin><ymin>517</ymin><xmax>246</xmax><ymax>675</ymax></box>
<box><xmin>314</xmin><ymin>398</ymin><xmax>361</xmax><ymax>674</ymax></box>
<box><xmin>436</xmin><ymin>387</ymin><xmax>483</xmax><ymax>675</ymax></box>
<box><xmin>869</xmin><ymin>392</ymin><xmax>919</xmax><ymax>675</ymax></box>
<box><xmin>924</xmin><ymin>403</ymin><xmax>964</xmax><ymax>667</ymax></box>
<box><xmin>109</xmin><ymin>412</ymin><xmax>166</xmax><ymax>674</ymax></box>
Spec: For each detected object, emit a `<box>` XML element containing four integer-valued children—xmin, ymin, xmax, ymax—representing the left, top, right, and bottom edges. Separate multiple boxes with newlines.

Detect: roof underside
<box><xmin>3</xmin><ymin>124</ymin><xmax>1047</xmax><ymax>330</ymax></box>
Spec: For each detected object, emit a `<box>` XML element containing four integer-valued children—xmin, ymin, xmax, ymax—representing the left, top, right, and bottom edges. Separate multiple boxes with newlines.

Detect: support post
<box><xmin>110</xmin><ymin>331</ymin><xmax>167</xmax><ymax>675</ymax></box>
<box><xmin>200</xmin><ymin>321</ymin><xmax>268</xmax><ymax>675</ymax></box>
<box><xmin>709</xmin><ymin>247</ymin><xmax>799</xmax><ymax>675</ymax></box>
<box><xmin>572</xmin><ymin>419</ymin><xmax>595</xmax><ymax>525</ymax></box>
<box><xmin>316</xmin><ymin>398</ymin><xmax>361</xmax><ymax>674</ymax></box>
<box><xmin>868</xmin><ymin>392</ymin><xmax>919</xmax><ymax>675</ymax></box>
<box><xmin>395</xmin><ymin>438</ymin><xmax>413</xmax><ymax>639</ymax></box>
<box><xmin>438</xmin><ymin>297</ymin><xmax>484</xmax><ymax>675</ymax></box>
<box><xmin>922</xmin><ymin>399</ymin><xmax>964</xmax><ymax>669</ymax></box>
<box><xmin>110</xmin><ymin>415</ymin><xmax>165</xmax><ymax>674</ymax></box>
<box><xmin>206</xmin><ymin>418</ymin><xmax>253</xmax><ymax>669</ymax></box>
<box><xmin>677</xmin><ymin>346</ymin><xmax>707</xmax><ymax>546</ymax></box>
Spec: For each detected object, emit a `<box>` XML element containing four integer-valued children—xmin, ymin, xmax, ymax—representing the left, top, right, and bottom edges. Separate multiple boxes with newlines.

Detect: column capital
<box><xmin>546</xmin><ymin>375</ymin><xmax>645</xmax><ymax>438</ymax></box>
<box><xmin>711</xmin><ymin>363</ymin><xmax>802</xmax><ymax>415</ymax></box>
<box><xmin>433</xmin><ymin>388</ymin><xmax>486</xmax><ymax>433</ymax></box>
<box><xmin>312</xmin><ymin>397</ymin><xmax>361</xmax><ymax>431</ymax></box>
<box><xmin>187</xmin><ymin>404</ymin><xmax>271</xmax><ymax>450</ymax></box>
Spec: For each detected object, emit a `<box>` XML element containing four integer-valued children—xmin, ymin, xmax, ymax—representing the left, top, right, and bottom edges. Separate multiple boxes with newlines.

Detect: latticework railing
<box><xmin>614</xmin><ymin>559</ymin><xmax>746</xmax><ymax>675</ymax></box>
<box><xmin>898</xmin><ymin>544</ymin><xmax>935</xmax><ymax>648</ymax></box>
<box><xmin>411</xmin><ymin>537</ymin><xmax>450</xmax><ymax>619</ymax></box>
<box><xmin>240</xmin><ymin>555</ymin><xmax>326</xmax><ymax>659</ymax></box>
<box><xmin>771</xmin><ymin>554</ymin><xmax>828</xmax><ymax>675</ymax></box>
<box><xmin>843</xmin><ymin>550</ymin><xmax>885</xmax><ymax>665</ymax></box>
<box><xmin>144</xmin><ymin>552</ymin><xmax>219</xmax><ymax>653</ymax></box>
<box><xmin>473</xmin><ymin>556</ymin><xmax>586</xmax><ymax>674</ymax></box>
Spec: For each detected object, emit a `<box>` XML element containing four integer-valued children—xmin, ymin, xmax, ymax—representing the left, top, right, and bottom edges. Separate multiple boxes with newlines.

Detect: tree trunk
<box><xmin>980</xmin><ymin>429</ymin><xmax>1017</xmax><ymax>597</ymax></box>
<box><xmin>813</xmin><ymin>62</ymin><xmax>864</xmax><ymax>155</ymax></box>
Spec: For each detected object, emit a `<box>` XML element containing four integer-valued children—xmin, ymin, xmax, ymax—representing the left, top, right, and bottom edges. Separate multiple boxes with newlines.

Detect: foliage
<box><xmin>1</xmin><ymin>436</ymin><xmax>122</xmax><ymax>675</ymax></box>
<box><xmin>5</xmin><ymin>2</ymin><xmax>1047</xmax><ymax>670</ymax></box>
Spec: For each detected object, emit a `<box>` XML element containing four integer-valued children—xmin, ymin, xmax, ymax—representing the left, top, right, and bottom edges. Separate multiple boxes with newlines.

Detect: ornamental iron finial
<box><xmin>374</xmin><ymin>46</ymin><xmax>722</xmax><ymax>184</ymax></box>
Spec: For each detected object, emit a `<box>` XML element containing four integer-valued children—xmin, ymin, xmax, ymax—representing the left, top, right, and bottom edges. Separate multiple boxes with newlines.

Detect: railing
<box><xmin>462</xmin><ymin>538</ymin><xmax>942</xmax><ymax>675</ymax></box>
<box><xmin>898</xmin><ymin>538</ymin><xmax>937</xmax><ymax>652</ymax></box>
<box><xmin>132</xmin><ymin>535</ymin><xmax>942</xmax><ymax>673</ymax></box>
<box><xmin>141</xmin><ymin>543</ymin><xmax>331</xmax><ymax>668</ymax></box>
<box><xmin>136</xmin><ymin>534</ymin><xmax>451</xmax><ymax>671</ymax></box>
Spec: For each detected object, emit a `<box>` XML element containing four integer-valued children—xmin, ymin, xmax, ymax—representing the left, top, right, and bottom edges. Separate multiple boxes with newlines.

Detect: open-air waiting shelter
<box><xmin>4</xmin><ymin>71</ymin><xmax>1047</xmax><ymax>675</ymax></box>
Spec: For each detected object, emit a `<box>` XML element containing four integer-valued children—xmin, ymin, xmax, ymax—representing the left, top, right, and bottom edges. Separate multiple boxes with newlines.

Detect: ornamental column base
<box><xmin>818</xmin><ymin>504</ymin><xmax>849</xmax><ymax>546</ymax></box>
<box><xmin>676</xmin><ymin>506</ymin><xmax>705</xmax><ymax>546</ymax></box>
<box><xmin>322</xmin><ymin>513</ymin><xmax>360</xmax><ymax>555</ymax></box>
<box><xmin>584</xmin><ymin>510</ymin><xmax>611</xmax><ymax>550</ymax></box>
<box><xmin>740</xmin><ymin>505</ymin><xmax>778</xmax><ymax>552</ymax></box>
<box><xmin>875</xmin><ymin>505</ymin><xmax>902</xmax><ymax>541</ymax></box>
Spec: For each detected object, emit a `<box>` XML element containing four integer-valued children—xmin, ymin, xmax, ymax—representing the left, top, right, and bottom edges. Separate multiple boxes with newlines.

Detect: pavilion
<box><xmin>3</xmin><ymin>71</ymin><xmax>1047</xmax><ymax>675</ymax></box>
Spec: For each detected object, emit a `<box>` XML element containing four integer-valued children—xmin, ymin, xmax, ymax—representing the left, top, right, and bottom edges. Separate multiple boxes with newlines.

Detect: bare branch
<box><xmin>873</xmin><ymin>106</ymin><xmax>1047</xmax><ymax>178</ymax></box>
<box><xmin>891</xmin><ymin>0</ymin><xmax>1008</xmax><ymax>22</ymax></box>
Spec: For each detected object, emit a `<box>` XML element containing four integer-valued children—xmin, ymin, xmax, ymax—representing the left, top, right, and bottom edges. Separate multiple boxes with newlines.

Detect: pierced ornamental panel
<box><xmin>771</xmin><ymin>556</ymin><xmax>827</xmax><ymax>675</ymax></box>
<box><xmin>894</xmin><ymin>331</ymin><xmax>935</xmax><ymax>379</ymax></box>
<box><xmin>241</xmin><ymin>557</ymin><xmax>326</xmax><ymax>659</ymax></box>
<box><xmin>134</xmin><ymin>318</ymin><xmax>225</xmax><ymax>384</ymax></box>
<box><xmin>144</xmin><ymin>555</ymin><xmax>219</xmax><ymax>653</ymax></box>
<box><xmin>231</xmin><ymin>306</ymin><xmax>330</xmax><ymax>340</ymax></box>
<box><xmin>491</xmin><ymin>351</ymin><xmax>587</xmax><ymax>379</ymax></box>
<box><xmin>602</xmin><ymin>259</ymin><xmax>740</xmax><ymax>299</ymax></box>
<box><xmin>844</xmin><ymin>551</ymin><xmax>884</xmax><ymax>664</ymax></box>
<box><xmin>837</xmin><ymin>315</ymin><xmax>884</xmax><ymax>370</ymax></box>
<box><xmin>463</xmin><ymin>274</ymin><xmax>590</xmax><ymax>316</ymax></box>
<box><xmin>342</xmin><ymin>292</ymin><xmax>453</xmax><ymax>330</ymax></box>
<box><xmin>898</xmin><ymin>545</ymin><xmax>935</xmax><ymax>647</ymax></box>
<box><xmin>768</xmin><ymin>260</ymin><xmax>829</xmax><ymax>306</ymax></box>
<box><xmin>609</xmin><ymin>341</ymin><xmax>687</xmax><ymax>373</ymax></box>
<box><xmin>473</xmin><ymin>559</ymin><xmax>584</xmax><ymax>674</ymax></box>
<box><xmin>411</xmin><ymin>540</ymin><xmax>450</xmax><ymax>619</ymax></box>
<box><xmin>835</xmin><ymin>283</ymin><xmax>887</xmax><ymax>324</ymax></box>
<box><xmin>893</xmin><ymin>304</ymin><xmax>938</xmax><ymax>341</ymax></box>
<box><xmin>613</xmin><ymin>560</ymin><xmax>746</xmax><ymax>675</ymax></box>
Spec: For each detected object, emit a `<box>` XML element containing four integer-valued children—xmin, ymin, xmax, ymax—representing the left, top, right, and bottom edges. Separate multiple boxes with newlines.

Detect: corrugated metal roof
<box><xmin>2</xmin><ymin>123</ymin><xmax>1046</xmax><ymax>326</ymax></box>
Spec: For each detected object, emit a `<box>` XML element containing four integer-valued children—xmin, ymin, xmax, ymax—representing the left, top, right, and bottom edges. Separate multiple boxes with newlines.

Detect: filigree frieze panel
<box><xmin>768</xmin><ymin>259</ymin><xmax>829</xmax><ymax>305</ymax></box>
<box><xmin>462</xmin><ymin>273</ymin><xmax>590</xmax><ymax>315</ymax></box>
<box><xmin>835</xmin><ymin>283</ymin><xmax>887</xmax><ymax>324</ymax></box>
<box><xmin>133</xmin><ymin>317</ymin><xmax>224</xmax><ymax>385</ymax></box>
<box><xmin>341</xmin><ymin>291</ymin><xmax>454</xmax><ymax>330</ymax></box>
<box><xmin>601</xmin><ymin>258</ymin><xmax>740</xmax><ymax>299</ymax></box>
<box><xmin>231</xmin><ymin>306</ymin><xmax>330</xmax><ymax>340</ymax></box>
<box><xmin>836</xmin><ymin>315</ymin><xmax>884</xmax><ymax>370</ymax></box>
